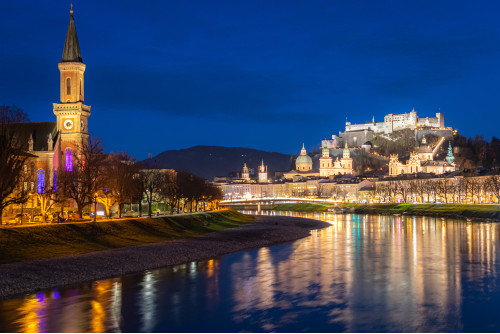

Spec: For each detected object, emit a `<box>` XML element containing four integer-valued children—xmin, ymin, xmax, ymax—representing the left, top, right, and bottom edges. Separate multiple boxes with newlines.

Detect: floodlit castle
<box><xmin>323</xmin><ymin>109</ymin><xmax>453</xmax><ymax>148</ymax></box>
<box><xmin>345</xmin><ymin>109</ymin><xmax>444</xmax><ymax>134</ymax></box>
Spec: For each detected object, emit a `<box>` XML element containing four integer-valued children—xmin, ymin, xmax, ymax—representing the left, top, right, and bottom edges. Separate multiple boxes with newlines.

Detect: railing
<box><xmin>221</xmin><ymin>197</ymin><xmax>342</xmax><ymax>204</ymax></box>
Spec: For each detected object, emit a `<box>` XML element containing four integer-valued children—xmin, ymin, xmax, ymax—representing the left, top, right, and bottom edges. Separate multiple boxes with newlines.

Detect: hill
<box><xmin>143</xmin><ymin>146</ymin><xmax>294</xmax><ymax>179</ymax></box>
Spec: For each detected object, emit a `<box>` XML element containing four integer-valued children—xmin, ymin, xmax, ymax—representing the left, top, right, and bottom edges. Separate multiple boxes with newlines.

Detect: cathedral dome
<box><xmin>296</xmin><ymin>154</ymin><xmax>312</xmax><ymax>165</ymax></box>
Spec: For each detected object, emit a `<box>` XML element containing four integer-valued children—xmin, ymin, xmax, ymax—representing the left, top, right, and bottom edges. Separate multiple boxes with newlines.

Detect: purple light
<box><xmin>65</xmin><ymin>148</ymin><xmax>73</xmax><ymax>171</ymax></box>
<box><xmin>37</xmin><ymin>169</ymin><xmax>45</xmax><ymax>194</ymax></box>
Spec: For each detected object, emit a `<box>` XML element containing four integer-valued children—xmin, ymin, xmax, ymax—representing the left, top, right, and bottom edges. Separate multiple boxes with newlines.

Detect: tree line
<box><xmin>0</xmin><ymin>106</ymin><xmax>222</xmax><ymax>224</ymax></box>
<box><xmin>376</xmin><ymin>175</ymin><xmax>500</xmax><ymax>204</ymax></box>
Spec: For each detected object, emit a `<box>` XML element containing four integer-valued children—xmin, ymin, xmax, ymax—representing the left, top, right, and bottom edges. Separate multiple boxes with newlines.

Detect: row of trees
<box><xmin>0</xmin><ymin>106</ymin><xmax>223</xmax><ymax>223</ymax></box>
<box><xmin>37</xmin><ymin>141</ymin><xmax>223</xmax><ymax>221</ymax></box>
<box><xmin>376</xmin><ymin>175</ymin><xmax>500</xmax><ymax>204</ymax></box>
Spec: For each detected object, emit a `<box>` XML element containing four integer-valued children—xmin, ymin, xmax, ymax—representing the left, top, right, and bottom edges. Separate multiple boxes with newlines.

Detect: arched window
<box><xmin>37</xmin><ymin>169</ymin><xmax>45</xmax><ymax>194</ymax></box>
<box><xmin>66</xmin><ymin>78</ymin><xmax>71</xmax><ymax>95</ymax></box>
<box><xmin>80</xmin><ymin>79</ymin><xmax>82</xmax><ymax>97</ymax></box>
<box><xmin>53</xmin><ymin>169</ymin><xmax>57</xmax><ymax>192</ymax></box>
<box><xmin>65</xmin><ymin>148</ymin><xmax>73</xmax><ymax>171</ymax></box>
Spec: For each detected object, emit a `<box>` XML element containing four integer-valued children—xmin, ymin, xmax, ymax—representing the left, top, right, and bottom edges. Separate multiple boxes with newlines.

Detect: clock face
<box><xmin>80</xmin><ymin>120</ymin><xmax>85</xmax><ymax>131</ymax></box>
<box><xmin>64</xmin><ymin>119</ymin><xmax>74</xmax><ymax>130</ymax></box>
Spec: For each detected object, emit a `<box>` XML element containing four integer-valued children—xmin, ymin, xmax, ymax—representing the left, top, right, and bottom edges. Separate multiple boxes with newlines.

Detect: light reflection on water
<box><xmin>0</xmin><ymin>211</ymin><xmax>499</xmax><ymax>332</ymax></box>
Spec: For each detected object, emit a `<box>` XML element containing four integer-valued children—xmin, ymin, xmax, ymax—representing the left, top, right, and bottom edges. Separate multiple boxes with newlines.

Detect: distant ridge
<box><xmin>143</xmin><ymin>145</ymin><xmax>295</xmax><ymax>179</ymax></box>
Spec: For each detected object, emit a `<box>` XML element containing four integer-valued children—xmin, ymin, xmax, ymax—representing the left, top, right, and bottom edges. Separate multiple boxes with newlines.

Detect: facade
<box><xmin>258</xmin><ymin>160</ymin><xmax>268</xmax><ymax>183</ymax></box>
<box><xmin>242</xmin><ymin>163</ymin><xmax>250</xmax><ymax>181</ymax></box>
<box><xmin>319</xmin><ymin>143</ymin><xmax>354</xmax><ymax>177</ymax></box>
<box><xmin>13</xmin><ymin>9</ymin><xmax>90</xmax><ymax>198</ymax></box>
<box><xmin>389</xmin><ymin>138</ymin><xmax>455</xmax><ymax>176</ymax></box>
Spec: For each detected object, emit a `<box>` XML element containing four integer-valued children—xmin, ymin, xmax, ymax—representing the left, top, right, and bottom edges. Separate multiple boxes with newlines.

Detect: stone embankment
<box><xmin>0</xmin><ymin>214</ymin><xmax>329</xmax><ymax>298</ymax></box>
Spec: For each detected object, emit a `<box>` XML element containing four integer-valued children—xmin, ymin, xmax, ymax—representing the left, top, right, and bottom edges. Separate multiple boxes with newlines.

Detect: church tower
<box><xmin>258</xmin><ymin>160</ymin><xmax>268</xmax><ymax>183</ymax></box>
<box><xmin>341</xmin><ymin>142</ymin><xmax>353</xmax><ymax>172</ymax></box>
<box><xmin>53</xmin><ymin>7</ymin><xmax>91</xmax><ymax>170</ymax></box>
<box><xmin>242</xmin><ymin>163</ymin><xmax>250</xmax><ymax>181</ymax></box>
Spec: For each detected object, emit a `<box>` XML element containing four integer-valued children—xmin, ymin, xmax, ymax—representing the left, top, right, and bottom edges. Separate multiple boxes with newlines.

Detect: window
<box><xmin>80</xmin><ymin>79</ymin><xmax>82</xmax><ymax>97</ymax></box>
<box><xmin>53</xmin><ymin>170</ymin><xmax>57</xmax><ymax>192</ymax></box>
<box><xmin>37</xmin><ymin>169</ymin><xmax>45</xmax><ymax>194</ymax></box>
<box><xmin>65</xmin><ymin>148</ymin><xmax>73</xmax><ymax>171</ymax></box>
<box><xmin>66</xmin><ymin>78</ymin><xmax>71</xmax><ymax>95</ymax></box>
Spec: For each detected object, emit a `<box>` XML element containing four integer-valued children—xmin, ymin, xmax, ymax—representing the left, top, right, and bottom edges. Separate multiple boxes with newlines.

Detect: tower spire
<box><xmin>61</xmin><ymin>6</ymin><xmax>82</xmax><ymax>62</ymax></box>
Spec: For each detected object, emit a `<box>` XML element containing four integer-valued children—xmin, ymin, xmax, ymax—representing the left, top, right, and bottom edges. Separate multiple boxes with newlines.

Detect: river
<box><xmin>0</xmin><ymin>211</ymin><xmax>499</xmax><ymax>332</ymax></box>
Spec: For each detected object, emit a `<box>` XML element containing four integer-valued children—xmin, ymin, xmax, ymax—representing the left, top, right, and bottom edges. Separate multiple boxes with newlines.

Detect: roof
<box><xmin>421</xmin><ymin>160</ymin><xmax>453</xmax><ymax>167</ymax></box>
<box><xmin>415</xmin><ymin>146</ymin><xmax>432</xmax><ymax>153</ymax></box>
<box><xmin>61</xmin><ymin>11</ymin><xmax>82</xmax><ymax>62</ymax></box>
<box><xmin>15</xmin><ymin>122</ymin><xmax>58</xmax><ymax>151</ymax></box>
<box><xmin>296</xmin><ymin>154</ymin><xmax>312</xmax><ymax>164</ymax></box>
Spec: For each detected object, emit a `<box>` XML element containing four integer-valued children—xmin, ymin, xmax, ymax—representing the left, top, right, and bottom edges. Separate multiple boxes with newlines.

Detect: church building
<box><xmin>19</xmin><ymin>8</ymin><xmax>90</xmax><ymax>195</ymax></box>
<box><xmin>319</xmin><ymin>142</ymin><xmax>354</xmax><ymax>177</ymax></box>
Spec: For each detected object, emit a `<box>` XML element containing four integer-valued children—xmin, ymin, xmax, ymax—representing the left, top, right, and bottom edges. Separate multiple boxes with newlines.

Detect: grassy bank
<box><xmin>0</xmin><ymin>210</ymin><xmax>254</xmax><ymax>265</ymax></box>
<box><xmin>273</xmin><ymin>203</ymin><xmax>330</xmax><ymax>212</ymax></box>
<box><xmin>342</xmin><ymin>203</ymin><xmax>500</xmax><ymax>221</ymax></box>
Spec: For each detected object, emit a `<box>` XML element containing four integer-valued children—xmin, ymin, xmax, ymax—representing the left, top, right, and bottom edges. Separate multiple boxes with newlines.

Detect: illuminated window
<box><xmin>80</xmin><ymin>79</ymin><xmax>82</xmax><ymax>97</ymax></box>
<box><xmin>53</xmin><ymin>170</ymin><xmax>57</xmax><ymax>192</ymax></box>
<box><xmin>65</xmin><ymin>148</ymin><xmax>73</xmax><ymax>171</ymax></box>
<box><xmin>66</xmin><ymin>78</ymin><xmax>71</xmax><ymax>95</ymax></box>
<box><xmin>37</xmin><ymin>169</ymin><xmax>45</xmax><ymax>194</ymax></box>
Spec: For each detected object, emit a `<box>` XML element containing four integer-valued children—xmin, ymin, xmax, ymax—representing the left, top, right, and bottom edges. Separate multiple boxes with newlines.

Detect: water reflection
<box><xmin>0</xmin><ymin>212</ymin><xmax>499</xmax><ymax>332</ymax></box>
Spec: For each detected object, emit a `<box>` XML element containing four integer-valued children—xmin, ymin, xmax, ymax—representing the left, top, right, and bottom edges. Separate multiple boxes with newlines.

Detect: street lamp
<box><xmin>94</xmin><ymin>192</ymin><xmax>98</xmax><ymax>222</ymax></box>
<box><xmin>29</xmin><ymin>192</ymin><xmax>34</xmax><ymax>222</ymax></box>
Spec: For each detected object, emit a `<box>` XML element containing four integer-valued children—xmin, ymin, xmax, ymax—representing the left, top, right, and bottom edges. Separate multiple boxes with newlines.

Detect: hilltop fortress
<box><xmin>323</xmin><ymin>109</ymin><xmax>455</xmax><ymax>148</ymax></box>
<box><xmin>345</xmin><ymin>109</ymin><xmax>444</xmax><ymax>134</ymax></box>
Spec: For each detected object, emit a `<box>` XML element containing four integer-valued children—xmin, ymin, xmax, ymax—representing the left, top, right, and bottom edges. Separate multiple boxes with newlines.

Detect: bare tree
<box><xmin>486</xmin><ymin>175</ymin><xmax>500</xmax><ymax>204</ymax></box>
<box><xmin>140</xmin><ymin>168</ymin><xmax>165</xmax><ymax>217</ymax></box>
<box><xmin>159</xmin><ymin>170</ymin><xmax>179</xmax><ymax>214</ymax></box>
<box><xmin>99</xmin><ymin>153</ymin><xmax>139</xmax><ymax>217</ymax></box>
<box><xmin>0</xmin><ymin>106</ymin><xmax>32</xmax><ymax>224</ymax></box>
<box><xmin>57</xmin><ymin>137</ymin><xmax>104</xmax><ymax>219</ymax></box>
<box><xmin>436</xmin><ymin>178</ymin><xmax>452</xmax><ymax>203</ymax></box>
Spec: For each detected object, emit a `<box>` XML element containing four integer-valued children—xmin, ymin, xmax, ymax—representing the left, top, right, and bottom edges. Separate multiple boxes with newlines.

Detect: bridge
<box><xmin>221</xmin><ymin>197</ymin><xmax>342</xmax><ymax>212</ymax></box>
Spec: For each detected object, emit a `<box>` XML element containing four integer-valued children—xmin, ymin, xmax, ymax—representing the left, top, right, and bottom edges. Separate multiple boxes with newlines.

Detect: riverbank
<box><xmin>0</xmin><ymin>214</ymin><xmax>329</xmax><ymax>298</ymax></box>
<box><xmin>0</xmin><ymin>210</ymin><xmax>254</xmax><ymax>265</ymax></box>
<box><xmin>342</xmin><ymin>203</ymin><xmax>500</xmax><ymax>221</ymax></box>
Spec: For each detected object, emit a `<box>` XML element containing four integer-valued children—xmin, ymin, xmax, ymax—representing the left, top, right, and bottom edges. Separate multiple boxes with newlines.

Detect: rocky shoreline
<box><xmin>0</xmin><ymin>215</ymin><xmax>330</xmax><ymax>299</ymax></box>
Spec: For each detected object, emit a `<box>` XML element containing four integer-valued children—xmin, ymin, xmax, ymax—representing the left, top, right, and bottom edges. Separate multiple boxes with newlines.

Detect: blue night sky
<box><xmin>1</xmin><ymin>1</ymin><xmax>500</xmax><ymax>159</ymax></box>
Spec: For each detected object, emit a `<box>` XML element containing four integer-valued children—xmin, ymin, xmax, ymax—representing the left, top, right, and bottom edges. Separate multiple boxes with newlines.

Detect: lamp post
<box><xmin>94</xmin><ymin>192</ymin><xmax>98</xmax><ymax>222</ymax></box>
<box><xmin>29</xmin><ymin>192</ymin><xmax>34</xmax><ymax>222</ymax></box>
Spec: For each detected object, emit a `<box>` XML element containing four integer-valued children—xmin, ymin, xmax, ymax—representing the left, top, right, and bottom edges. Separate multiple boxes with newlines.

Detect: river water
<box><xmin>0</xmin><ymin>211</ymin><xmax>499</xmax><ymax>332</ymax></box>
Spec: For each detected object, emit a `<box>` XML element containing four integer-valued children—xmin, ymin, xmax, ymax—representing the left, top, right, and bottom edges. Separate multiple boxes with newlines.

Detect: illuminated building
<box><xmin>295</xmin><ymin>143</ymin><xmax>313</xmax><ymax>171</ymax></box>
<box><xmin>389</xmin><ymin>136</ymin><xmax>455</xmax><ymax>176</ymax></box>
<box><xmin>258</xmin><ymin>160</ymin><xmax>268</xmax><ymax>183</ymax></box>
<box><xmin>7</xmin><ymin>8</ymin><xmax>91</xmax><ymax>206</ymax></box>
<box><xmin>319</xmin><ymin>142</ymin><xmax>354</xmax><ymax>177</ymax></box>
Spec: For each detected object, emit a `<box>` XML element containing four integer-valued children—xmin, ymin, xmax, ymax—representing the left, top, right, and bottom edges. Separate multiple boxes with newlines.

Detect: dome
<box><xmin>296</xmin><ymin>154</ymin><xmax>312</xmax><ymax>164</ymax></box>
<box><xmin>322</xmin><ymin>146</ymin><xmax>330</xmax><ymax>153</ymax></box>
